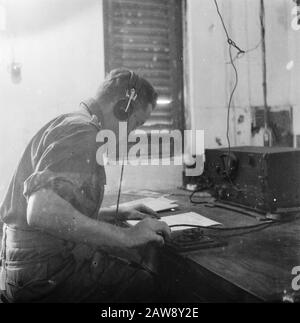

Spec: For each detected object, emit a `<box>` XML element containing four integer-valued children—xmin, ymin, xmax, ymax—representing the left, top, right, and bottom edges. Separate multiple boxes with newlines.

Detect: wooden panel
<box><xmin>103</xmin><ymin>0</ymin><xmax>184</xmax><ymax>131</ymax></box>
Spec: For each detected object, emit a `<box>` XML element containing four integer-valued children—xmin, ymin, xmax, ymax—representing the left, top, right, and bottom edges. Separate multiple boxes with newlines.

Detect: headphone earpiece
<box><xmin>113</xmin><ymin>98</ymin><xmax>133</xmax><ymax>121</ymax></box>
<box><xmin>113</xmin><ymin>71</ymin><xmax>139</xmax><ymax>121</ymax></box>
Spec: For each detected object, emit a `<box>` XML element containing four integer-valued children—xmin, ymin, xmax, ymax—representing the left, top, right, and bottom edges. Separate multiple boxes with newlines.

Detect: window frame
<box><xmin>102</xmin><ymin>0</ymin><xmax>186</xmax><ymax>159</ymax></box>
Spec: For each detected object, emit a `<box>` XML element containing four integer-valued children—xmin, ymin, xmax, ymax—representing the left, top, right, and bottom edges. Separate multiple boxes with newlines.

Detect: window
<box><xmin>103</xmin><ymin>0</ymin><xmax>184</xmax><ymax>134</ymax></box>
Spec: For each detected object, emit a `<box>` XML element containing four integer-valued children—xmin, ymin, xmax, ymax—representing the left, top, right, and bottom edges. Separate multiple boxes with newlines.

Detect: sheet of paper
<box><xmin>110</xmin><ymin>197</ymin><xmax>178</xmax><ymax>212</ymax></box>
<box><xmin>141</xmin><ymin>199</ymin><xmax>178</xmax><ymax>212</ymax></box>
<box><xmin>127</xmin><ymin>212</ymin><xmax>221</xmax><ymax>231</ymax></box>
<box><xmin>122</xmin><ymin>190</ymin><xmax>165</xmax><ymax>197</ymax></box>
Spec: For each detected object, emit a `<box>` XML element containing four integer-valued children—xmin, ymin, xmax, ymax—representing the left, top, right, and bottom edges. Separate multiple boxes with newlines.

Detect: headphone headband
<box><xmin>127</xmin><ymin>70</ymin><xmax>139</xmax><ymax>93</ymax></box>
<box><xmin>109</xmin><ymin>70</ymin><xmax>138</xmax><ymax>89</ymax></box>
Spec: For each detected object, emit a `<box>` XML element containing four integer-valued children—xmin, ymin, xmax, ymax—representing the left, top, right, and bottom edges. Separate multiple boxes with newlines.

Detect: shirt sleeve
<box><xmin>23</xmin><ymin>121</ymin><xmax>105</xmax><ymax>218</ymax></box>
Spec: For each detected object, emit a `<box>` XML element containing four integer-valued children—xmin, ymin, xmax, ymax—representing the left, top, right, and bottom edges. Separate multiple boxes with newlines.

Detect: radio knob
<box><xmin>218</xmin><ymin>188</ymin><xmax>227</xmax><ymax>199</ymax></box>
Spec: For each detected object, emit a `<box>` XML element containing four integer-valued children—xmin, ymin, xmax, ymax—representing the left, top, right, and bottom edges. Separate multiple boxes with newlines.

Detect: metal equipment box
<box><xmin>203</xmin><ymin>146</ymin><xmax>300</xmax><ymax>214</ymax></box>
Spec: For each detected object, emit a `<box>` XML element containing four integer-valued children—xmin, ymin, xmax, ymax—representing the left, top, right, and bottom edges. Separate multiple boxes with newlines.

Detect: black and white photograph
<box><xmin>0</xmin><ymin>0</ymin><xmax>300</xmax><ymax>307</ymax></box>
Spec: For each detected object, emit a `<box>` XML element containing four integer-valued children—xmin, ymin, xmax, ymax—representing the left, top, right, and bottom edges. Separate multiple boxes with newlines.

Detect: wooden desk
<box><xmin>103</xmin><ymin>189</ymin><xmax>300</xmax><ymax>303</ymax></box>
<box><xmin>1</xmin><ymin>190</ymin><xmax>299</xmax><ymax>302</ymax></box>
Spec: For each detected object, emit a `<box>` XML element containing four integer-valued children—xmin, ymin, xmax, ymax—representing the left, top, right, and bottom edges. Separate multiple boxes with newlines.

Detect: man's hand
<box><xmin>27</xmin><ymin>189</ymin><xmax>169</xmax><ymax>256</ymax></box>
<box><xmin>120</xmin><ymin>203</ymin><xmax>159</xmax><ymax>221</ymax></box>
<box><xmin>125</xmin><ymin>217</ymin><xmax>171</xmax><ymax>248</ymax></box>
<box><xmin>98</xmin><ymin>204</ymin><xmax>159</xmax><ymax>223</ymax></box>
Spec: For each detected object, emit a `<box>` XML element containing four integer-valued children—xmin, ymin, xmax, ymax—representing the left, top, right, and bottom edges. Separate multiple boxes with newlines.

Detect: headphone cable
<box><xmin>116</xmin><ymin>160</ymin><xmax>125</xmax><ymax>219</ymax></box>
<box><xmin>80</xmin><ymin>101</ymin><xmax>93</xmax><ymax>117</ymax></box>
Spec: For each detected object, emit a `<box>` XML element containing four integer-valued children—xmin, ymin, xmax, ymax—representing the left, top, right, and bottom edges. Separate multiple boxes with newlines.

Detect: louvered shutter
<box><xmin>103</xmin><ymin>0</ymin><xmax>184</xmax><ymax>132</ymax></box>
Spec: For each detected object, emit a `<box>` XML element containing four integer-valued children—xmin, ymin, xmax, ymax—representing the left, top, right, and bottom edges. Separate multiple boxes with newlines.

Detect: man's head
<box><xmin>95</xmin><ymin>68</ymin><xmax>158</xmax><ymax>133</ymax></box>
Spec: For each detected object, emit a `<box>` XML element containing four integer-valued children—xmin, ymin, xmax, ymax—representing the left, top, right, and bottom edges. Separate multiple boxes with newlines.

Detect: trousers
<box><xmin>0</xmin><ymin>225</ymin><xmax>164</xmax><ymax>303</ymax></box>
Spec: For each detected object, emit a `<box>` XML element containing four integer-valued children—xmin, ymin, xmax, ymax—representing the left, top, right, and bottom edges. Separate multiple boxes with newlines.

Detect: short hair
<box><xmin>96</xmin><ymin>68</ymin><xmax>158</xmax><ymax>111</ymax></box>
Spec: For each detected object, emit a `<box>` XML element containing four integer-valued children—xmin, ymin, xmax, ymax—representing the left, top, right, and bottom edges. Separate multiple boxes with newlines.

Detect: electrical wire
<box><xmin>188</xmin><ymin>1</ymin><xmax>268</xmax><ymax>219</ymax></box>
<box><xmin>169</xmin><ymin>220</ymin><xmax>274</xmax><ymax>231</ymax></box>
<box><xmin>225</xmin><ymin>39</ymin><xmax>262</xmax><ymax>64</ymax></box>
<box><xmin>211</xmin><ymin>0</ymin><xmax>255</xmax><ymax>195</ymax></box>
<box><xmin>226</xmin><ymin>45</ymin><xmax>238</xmax><ymax>169</ymax></box>
<box><xmin>213</xmin><ymin>0</ymin><xmax>242</xmax><ymax>175</ymax></box>
<box><xmin>80</xmin><ymin>101</ymin><xmax>93</xmax><ymax>116</ymax></box>
<box><xmin>213</xmin><ymin>0</ymin><xmax>245</xmax><ymax>54</ymax></box>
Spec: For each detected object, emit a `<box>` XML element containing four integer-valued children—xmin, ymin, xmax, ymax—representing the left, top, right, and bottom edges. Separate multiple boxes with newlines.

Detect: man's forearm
<box><xmin>27</xmin><ymin>189</ymin><xmax>131</xmax><ymax>251</ymax></box>
<box><xmin>98</xmin><ymin>207</ymin><xmax>127</xmax><ymax>222</ymax></box>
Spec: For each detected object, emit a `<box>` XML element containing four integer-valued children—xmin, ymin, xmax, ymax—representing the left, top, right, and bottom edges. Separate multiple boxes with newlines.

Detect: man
<box><xmin>0</xmin><ymin>68</ymin><xmax>171</xmax><ymax>302</ymax></box>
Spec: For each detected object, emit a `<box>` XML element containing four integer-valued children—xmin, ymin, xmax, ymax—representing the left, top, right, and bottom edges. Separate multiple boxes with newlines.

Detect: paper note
<box><xmin>127</xmin><ymin>212</ymin><xmax>221</xmax><ymax>231</ymax></box>
<box><xmin>122</xmin><ymin>190</ymin><xmax>165</xmax><ymax>197</ymax></box>
<box><xmin>110</xmin><ymin>197</ymin><xmax>178</xmax><ymax>212</ymax></box>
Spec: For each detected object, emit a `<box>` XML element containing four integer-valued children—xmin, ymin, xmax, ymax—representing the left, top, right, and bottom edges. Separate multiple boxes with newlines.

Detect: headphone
<box><xmin>113</xmin><ymin>71</ymin><xmax>139</xmax><ymax>121</ymax></box>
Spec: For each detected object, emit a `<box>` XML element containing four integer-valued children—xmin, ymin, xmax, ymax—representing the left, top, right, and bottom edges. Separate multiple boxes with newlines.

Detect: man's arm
<box><xmin>98</xmin><ymin>204</ymin><xmax>159</xmax><ymax>223</ymax></box>
<box><xmin>27</xmin><ymin>189</ymin><xmax>170</xmax><ymax>252</ymax></box>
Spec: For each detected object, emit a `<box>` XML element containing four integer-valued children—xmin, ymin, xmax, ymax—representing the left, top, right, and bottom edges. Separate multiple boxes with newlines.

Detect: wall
<box><xmin>1</xmin><ymin>0</ymin><xmax>300</xmax><ymax>201</ymax></box>
<box><xmin>264</xmin><ymin>0</ymin><xmax>300</xmax><ymax>146</ymax></box>
<box><xmin>186</xmin><ymin>0</ymin><xmax>300</xmax><ymax>148</ymax></box>
<box><xmin>0</xmin><ymin>0</ymin><xmax>105</xmax><ymax>200</ymax></box>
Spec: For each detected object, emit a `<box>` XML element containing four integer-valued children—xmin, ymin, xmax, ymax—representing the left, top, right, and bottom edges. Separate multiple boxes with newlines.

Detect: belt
<box><xmin>2</xmin><ymin>224</ymin><xmax>74</xmax><ymax>264</ymax></box>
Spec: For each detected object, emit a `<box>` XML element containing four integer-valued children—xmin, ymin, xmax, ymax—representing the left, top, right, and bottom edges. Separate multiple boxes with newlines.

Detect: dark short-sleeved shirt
<box><xmin>0</xmin><ymin>110</ymin><xmax>106</xmax><ymax>229</ymax></box>
<box><xmin>0</xmin><ymin>110</ymin><xmax>164</xmax><ymax>303</ymax></box>
<box><xmin>0</xmin><ymin>110</ymin><xmax>162</xmax><ymax>303</ymax></box>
